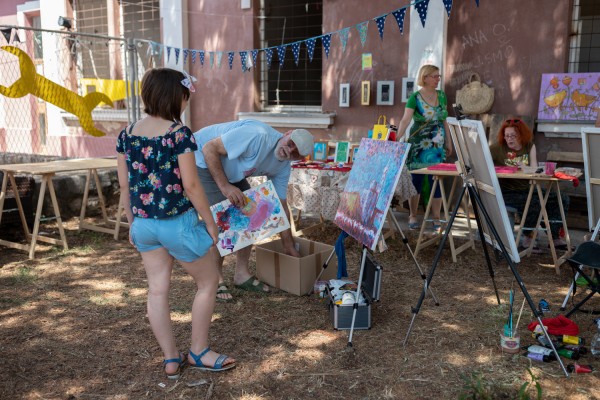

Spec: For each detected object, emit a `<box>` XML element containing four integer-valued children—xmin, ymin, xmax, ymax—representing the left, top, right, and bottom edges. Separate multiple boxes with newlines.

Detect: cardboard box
<box><xmin>255</xmin><ymin>237</ymin><xmax>337</xmax><ymax>296</ymax></box>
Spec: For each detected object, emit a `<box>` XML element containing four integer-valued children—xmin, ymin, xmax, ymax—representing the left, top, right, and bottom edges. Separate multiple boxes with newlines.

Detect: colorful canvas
<box><xmin>334</xmin><ymin>139</ymin><xmax>409</xmax><ymax>250</ymax></box>
<box><xmin>210</xmin><ymin>180</ymin><xmax>290</xmax><ymax>256</ymax></box>
<box><xmin>537</xmin><ymin>72</ymin><xmax>600</xmax><ymax>121</ymax></box>
<box><xmin>313</xmin><ymin>142</ymin><xmax>328</xmax><ymax>161</ymax></box>
<box><xmin>334</xmin><ymin>142</ymin><xmax>350</xmax><ymax>163</ymax></box>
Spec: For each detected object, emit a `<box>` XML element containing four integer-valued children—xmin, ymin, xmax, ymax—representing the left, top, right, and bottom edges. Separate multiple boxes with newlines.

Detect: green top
<box><xmin>406</xmin><ymin>90</ymin><xmax>448</xmax><ymax>123</ymax></box>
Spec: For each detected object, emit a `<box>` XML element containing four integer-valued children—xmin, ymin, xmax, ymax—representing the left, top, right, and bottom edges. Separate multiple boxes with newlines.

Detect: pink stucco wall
<box><xmin>185</xmin><ymin>0</ymin><xmax>574</xmax><ymax>146</ymax></box>
<box><xmin>186</xmin><ymin>1</ymin><xmax>257</xmax><ymax>131</ymax></box>
<box><xmin>0</xmin><ymin>0</ymin><xmax>21</xmax><ymax>22</ymax></box>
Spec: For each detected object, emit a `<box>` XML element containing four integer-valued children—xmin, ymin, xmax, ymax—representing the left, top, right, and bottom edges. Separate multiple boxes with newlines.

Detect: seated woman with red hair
<box><xmin>489</xmin><ymin>118</ymin><xmax>570</xmax><ymax>251</ymax></box>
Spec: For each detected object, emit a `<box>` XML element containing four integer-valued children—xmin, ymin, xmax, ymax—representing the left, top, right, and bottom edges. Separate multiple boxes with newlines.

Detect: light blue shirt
<box><xmin>193</xmin><ymin>120</ymin><xmax>291</xmax><ymax>199</ymax></box>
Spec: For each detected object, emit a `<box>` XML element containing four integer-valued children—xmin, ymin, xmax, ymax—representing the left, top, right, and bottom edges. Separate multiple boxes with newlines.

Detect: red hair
<box><xmin>497</xmin><ymin>118</ymin><xmax>533</xmax><ymax>146</ymax></box>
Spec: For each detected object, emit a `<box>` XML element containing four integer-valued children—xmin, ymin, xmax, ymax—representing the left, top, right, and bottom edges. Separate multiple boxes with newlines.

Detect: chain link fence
<box><xmin>0</xmin><ymin>26</ymin><xmax>139</xmax><ymax>164</ymax></box>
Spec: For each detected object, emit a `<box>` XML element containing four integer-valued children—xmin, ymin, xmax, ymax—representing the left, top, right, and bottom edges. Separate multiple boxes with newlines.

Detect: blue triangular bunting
<box><xmin>291</xmin><ymin>42</ymin><xmax>301</xmax><ymax>66</ymax></box>
<box><xmin>183</xmin><ymin>49</ymin><xmax>189</xmax><ymax>65</ymax></box>
<box><xmin>415</xmin><ymin>0</ymin><xmax>430</xmax><ymax>28</ymax></box>
<box><xmin>305</xmin><ymin>38</ymin><xmax>316</xmax><ymax>62</ymax></box>
<box><xmin>265</xmin><ymin>48</ymin><xmax>273</xmax><ymax>69</ymax></box>
<box><xmin>475</xmin><ymin>0</ymin><xmax>479</xmax><ymax>6</ymax></box>
<box><xmin>199</xmin><ymin>50</ymin><xmax>205</xmax><ymax>66</ymax></box>
<box><xmin>209</xmin><ymin>52</ymin><xmax>214</xmax><ymax>68</ymax></box>
<box><xmin>356</xmin><ymin>21</ymin><xmax>369</xmax><ymax>47</ymax></box>
<box><xmin>338</xmin><ymin>28</ymin><xmax>350</xmax><ymax>53</ymax></box>
<box><xmin>227</xmin><ymin>51</ymin><xmax>235</xmax><ymax>70</ymax></box>
<box><xmin>191</xmin><ymin>50</ymin><xmax>197</xmax><ymax>64</ymax></box>
<box><xmin>216</xmin><ymin>52</ymin><xmax>223</xmax><ymax>68</ymax></box>
<box><xmin>277</xmin><ymin>45</ymin><xmax>286</xmax><ymax>68</ymax></box>
<box><xmin>166</xmin><ymin>46</ymin><xmax>172</xmax><ymax>62</ymax></box>
<box><xmin>239</xmin><ymin>51</ymin><xmax>248</xmax><ymax>72</ymax></box>
<box><xmin>322</xmin><ymin>34</ymin><xmax>332</xmax><ymax>58</ymax></box>
<box><xmin>392</xmin><ymin>8</ymin><xmax>407</xmax><ymax>35</ymax></box>
<box><xmin>251</xmin><ymin>50</ymin><xmax>259</xmax><ymax>67</ymax></box>
<box><xmin>174</xmin><ymin>48</ymin><xmax>180</xmax><ymax>64</ymax></box>
<box><xmin>443</xmin><ymin>0</ymin><xmax>453</xmax><ymax>18</ymax></box>
<box><xmin>374</xmin><ymin>15</ymin><xmax>387</xmax><ymax>41</ymax></box>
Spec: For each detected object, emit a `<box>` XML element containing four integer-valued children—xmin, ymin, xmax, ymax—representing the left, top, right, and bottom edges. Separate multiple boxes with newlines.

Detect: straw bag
<box><xmin>456</xmin><ymin>73</ymin><xmax>494</xmax><ymax>115</ymax></box>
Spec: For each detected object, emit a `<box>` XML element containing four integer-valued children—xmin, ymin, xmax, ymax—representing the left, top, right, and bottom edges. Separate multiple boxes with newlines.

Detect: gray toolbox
<box><xmin>326</xmin><ymin>252</ymin><xmax>382</xmax><ymax>330</ymax></box>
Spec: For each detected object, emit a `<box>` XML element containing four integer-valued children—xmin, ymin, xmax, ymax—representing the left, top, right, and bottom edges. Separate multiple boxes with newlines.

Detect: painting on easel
<box><xmin>334</xmin><ymin>139</ymin><xmax>410</xmax><ymax>250</ymax></box>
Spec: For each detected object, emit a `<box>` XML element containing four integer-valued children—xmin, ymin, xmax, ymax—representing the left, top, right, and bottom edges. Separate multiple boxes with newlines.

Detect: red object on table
<box><xmin>292</xmin><ymin>162</ymin><xmax>352</xmax><ymax>172</ymax></box>
<box><xmin>553</xmin><ymin>171</ymin><xmax>580</xmax><ymax>187</ymax></box>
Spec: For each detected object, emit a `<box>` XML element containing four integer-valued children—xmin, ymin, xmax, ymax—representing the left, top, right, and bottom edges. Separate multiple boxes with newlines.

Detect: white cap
<box><xmin>290</xmin><ymin>129</ymin><xmax>314</xmax><ymax>156</ymax></box>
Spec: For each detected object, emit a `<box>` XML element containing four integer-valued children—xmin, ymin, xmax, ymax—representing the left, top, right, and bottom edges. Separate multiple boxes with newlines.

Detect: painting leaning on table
<box><xmin>538</xmin><ymin>72</ymin><xmax>600</xmax><ymax>121</ymax></box>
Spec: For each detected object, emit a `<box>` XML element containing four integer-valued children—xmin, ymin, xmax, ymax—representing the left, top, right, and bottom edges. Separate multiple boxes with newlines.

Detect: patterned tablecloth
<box><xmin>286</xmin><ymin>165</ymin><xmax>416</xmax><ymax>221</ymax></box>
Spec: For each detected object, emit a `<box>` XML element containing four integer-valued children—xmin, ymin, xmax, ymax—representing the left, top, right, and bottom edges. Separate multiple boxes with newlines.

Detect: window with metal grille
<box><xmin>74</xmin><ymin>0</ymin><xmax>110</xmax><ymax>78</ymax></box>
<box><xmin>569</xmin><ymin>0</ymin><xmax>600</xmax><ymax>72</ymax></box>
<box><xmin>260</xmin><ymin>0</ymin><xmax>323</xmax><ymax>110</ymax></box>
<box><xmin>121</xmin><ymin>0</ymin><xmax>160</xmax><ymax>69</ymax></box>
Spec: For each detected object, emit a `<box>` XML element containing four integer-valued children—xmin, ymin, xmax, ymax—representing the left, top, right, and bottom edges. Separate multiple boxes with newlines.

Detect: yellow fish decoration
<box><xmin>0</xmin><ymin>45</ymin><xmax>113</xmax><ymax>137</ymax></box>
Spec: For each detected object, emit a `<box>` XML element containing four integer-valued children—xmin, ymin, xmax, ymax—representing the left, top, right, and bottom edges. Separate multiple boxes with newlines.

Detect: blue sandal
<box><xmin>189</xmin><ymin>347</ymin><xmax>236</xmax><ymax>372</ymax></box>
<box><xmin>408</xmin><ymin>222</ymin><xmax>419</xmax><ymax>230</ymax></box>
<box><xmin>163</xmin><ymin>352</ymin><xmax>187</xmax><ymax>380</ymax></box>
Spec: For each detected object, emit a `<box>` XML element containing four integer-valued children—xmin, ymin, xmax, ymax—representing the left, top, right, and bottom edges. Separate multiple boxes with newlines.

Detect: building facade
<box><xmin>0</xmin><ymin>0</ymin><xmax>598</xmax><ymax>161</ymax></box>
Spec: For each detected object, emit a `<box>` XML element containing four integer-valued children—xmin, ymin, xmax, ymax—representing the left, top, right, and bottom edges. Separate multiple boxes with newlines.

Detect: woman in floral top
<box><xmin>397</xmin><ymin>64</ymin><xmax>453</xmax><ymax>232</ymax></box>
<box><xmin>117</xmin><ymin>68</ymin><xmax>235</xmax><ymax>378</ymax></box>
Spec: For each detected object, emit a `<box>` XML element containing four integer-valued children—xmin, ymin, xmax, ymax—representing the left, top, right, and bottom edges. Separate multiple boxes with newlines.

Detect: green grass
<box><xmin>9</xmin><ymin>266</ymin><xmax>37</xmax><ymax>285</ymax></box>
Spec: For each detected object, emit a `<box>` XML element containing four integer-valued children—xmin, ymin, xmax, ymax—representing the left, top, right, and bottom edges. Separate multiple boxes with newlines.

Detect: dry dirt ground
<box><xmin>1</xmin><ymin>216</ymin><xmax>600</xmax><ymax>400</ymax></box>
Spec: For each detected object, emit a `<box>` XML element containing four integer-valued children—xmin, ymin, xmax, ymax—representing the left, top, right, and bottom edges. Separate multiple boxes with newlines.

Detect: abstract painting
<box><xmin>334</xmin><ymin>139</ymin><xmax>409</xmax><ymax>250</ymax></box>
<box><xmin>537</xmin><ymin>72</ymin><xmax>600</xmax><ymax>121</ymax></box>
<box><xmin>210</xmin><ymin>180</ymin><xmax>290</xmax><ymax>256</ymax></box>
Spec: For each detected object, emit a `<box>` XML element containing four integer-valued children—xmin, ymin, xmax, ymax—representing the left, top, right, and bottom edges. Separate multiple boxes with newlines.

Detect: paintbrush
<box><xmin>513</xmin><ymin>297</ymin><xmax>527</xmax><ymax>338</ymax></box>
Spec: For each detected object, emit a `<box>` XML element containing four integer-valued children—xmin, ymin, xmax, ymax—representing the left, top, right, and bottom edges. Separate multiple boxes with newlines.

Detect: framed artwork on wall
<box><xmin>361</xmin><ymin>81</ymin><xmax>370</xmax><ymax>105</ymax></box>
<box><xmin>339</xmin><ymin>83</ymin><xmax>350</xmax><ymax>107</ymax></box>
<box><xmin>401</xmin><ymin>77</ymin><xmax>415</xmax><ymax>103</ymax></box>
<box><xmin>376</xmin><ymin>80</ymin><xmax>394</xmax><ymax>106</ymax></box>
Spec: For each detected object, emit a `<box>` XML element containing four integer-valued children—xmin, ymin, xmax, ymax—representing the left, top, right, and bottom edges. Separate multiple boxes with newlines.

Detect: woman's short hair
<box><xmin>141</xmin><ymin>68</ymin><xmax>191</xmax><ymax>123</ymax></box>
<box><xmin>417</xmin><ymin>64</ymin><xmax>440</xmax><ymax>87</ymax></box>
<box><xmin>497</xmin><ymin>118</ymin><xmax>533</xmax><ymax>146</ymax></box>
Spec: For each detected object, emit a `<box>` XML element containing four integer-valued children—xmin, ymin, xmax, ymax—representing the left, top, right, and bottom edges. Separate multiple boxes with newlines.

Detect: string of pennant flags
<box><xmin>145</xmin><ymin>0</ymin><xmax>480</xmax><ymax>72</ymax></box>
<box><xmin>0</xmin><ymin>0</ymin><xmax>480</xmax><ymax>72</ymax></box>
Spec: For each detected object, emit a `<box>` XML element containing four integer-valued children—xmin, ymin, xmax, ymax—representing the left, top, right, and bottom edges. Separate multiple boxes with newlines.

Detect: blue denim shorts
<box><xmin>130</xmin><ymin>208</ymin><xmax>213</xmax><ymax>262</ymax></box>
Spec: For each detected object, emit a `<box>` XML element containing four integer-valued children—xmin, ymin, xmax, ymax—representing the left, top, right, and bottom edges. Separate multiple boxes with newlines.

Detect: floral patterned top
<box><xmin>116</xmin><ymin>122</ymin><xmax>198</xmax><ymax>219</ymax></box>
<box><xmin>404</xmin><ymin>90</ymin><xmax>448</xmax><ymax>170</ymax></box>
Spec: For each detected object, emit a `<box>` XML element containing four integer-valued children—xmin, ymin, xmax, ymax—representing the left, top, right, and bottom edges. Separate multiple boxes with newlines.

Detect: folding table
<box><xmin>0</xmin><ymin>158</ymin><xmax>123</xmax><ymax>259</ymax></box>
